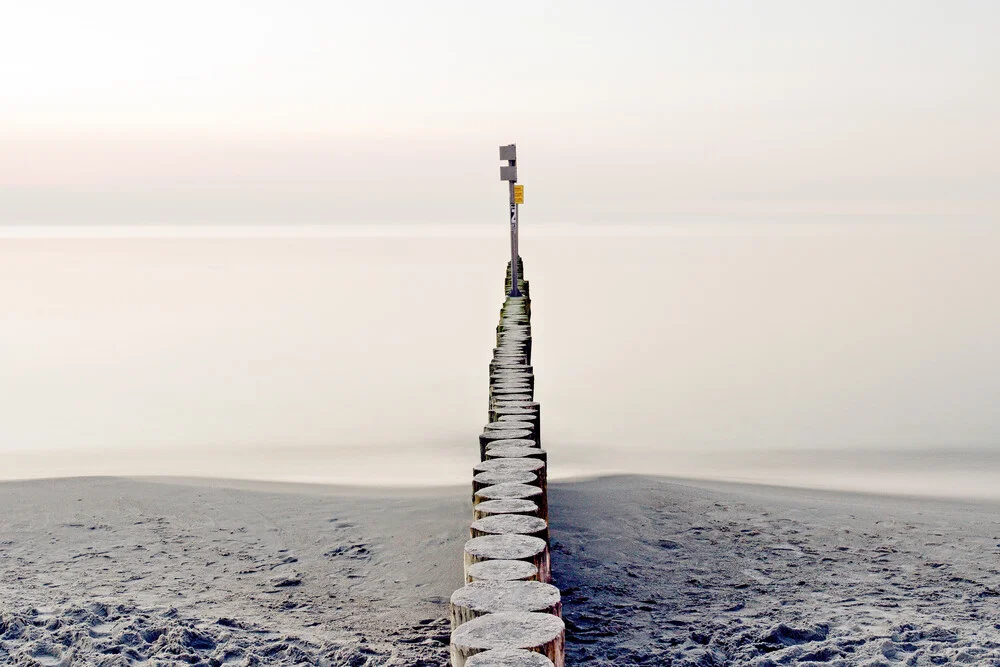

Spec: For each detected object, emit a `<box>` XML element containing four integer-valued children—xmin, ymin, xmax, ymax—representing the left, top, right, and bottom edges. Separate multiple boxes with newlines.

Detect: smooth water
<box><xmin>2</xmin><ymin>222</ymin><xmax>999</xmax><ymax>499</ymax></box>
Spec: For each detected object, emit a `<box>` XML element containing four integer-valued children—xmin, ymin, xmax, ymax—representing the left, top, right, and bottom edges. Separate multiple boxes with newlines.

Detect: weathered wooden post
<box><xmin>450</xmin><ymin>580</ymin><xmax>561</xmax><ymax>628</ymax></box>
<box><xmin>485</xmin><ymin>446</ymin><xmax>547</xmax><ymax>465</ymax></box>
<box><xmin>451</xmin><ymin>612</ymin><xmax>565</xmax><ymax>667</ymax></box>
<box><xmin>471</xmin><ymin>514</ymin><xmax>549</xmax><ymax>542</ymax></box>
<box><xmin>479</xmin><ymin>430</ymin><xmax>533</xmax><ymax>461</ymax></box>
<box><xmin>464</xmin><ymin>534</ymin><xmax>550</xmax><ymax>583</ymax></box>
<box><xmin>474</xmin><ymin>483</ymin><xmax>545</xmax><ymax>509</ymax></box>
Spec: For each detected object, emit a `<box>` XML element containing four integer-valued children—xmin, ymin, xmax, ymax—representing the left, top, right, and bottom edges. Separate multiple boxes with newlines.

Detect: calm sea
<box><xmin>2</xmin><ymin>221</ymin><xmax>998</xmax><ymax>500</ymax></box>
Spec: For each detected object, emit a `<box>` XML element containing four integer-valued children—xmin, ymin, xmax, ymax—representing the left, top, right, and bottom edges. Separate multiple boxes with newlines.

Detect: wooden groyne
<box><xmin>449</xmin><ymin>258</ymin><xmax>565</xmax><ymax>667</ymax></box>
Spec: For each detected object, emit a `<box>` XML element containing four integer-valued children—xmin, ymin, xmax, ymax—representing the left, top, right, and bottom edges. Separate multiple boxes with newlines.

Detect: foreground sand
<box><xmin>551</xmin><ymin>476</ymin><xmax>1000</xmax><ymax>666</ymax></box>
<box><xmin>1</xmin><ymin>476</ymin><xmax>998</xmax><ymax>666</ymax></box>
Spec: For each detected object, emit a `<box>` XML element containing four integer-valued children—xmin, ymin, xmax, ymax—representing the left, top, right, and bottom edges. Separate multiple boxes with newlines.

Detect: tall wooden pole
<box><xmin>500</xmin><ymin>144</ymin><xmax>520</xmax><ymax>297</ymax></box>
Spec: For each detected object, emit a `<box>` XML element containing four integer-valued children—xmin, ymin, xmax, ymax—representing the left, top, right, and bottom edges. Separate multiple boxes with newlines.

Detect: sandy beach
<box><xmin>2</xmin><ymin>475</ymin><xmax>998</xmax><ymax>666</ymax></box>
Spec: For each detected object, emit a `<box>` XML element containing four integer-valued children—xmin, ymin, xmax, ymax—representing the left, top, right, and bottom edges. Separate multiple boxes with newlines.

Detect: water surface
<box><xmin>2</xmin><ymin>221</ymin><xmax>998</xmax><ymax>499</ymax></box>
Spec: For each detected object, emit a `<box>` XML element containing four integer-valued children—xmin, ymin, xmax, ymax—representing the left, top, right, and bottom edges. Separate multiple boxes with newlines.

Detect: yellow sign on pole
<box><xmin>513</xmin><ymin>184</ymin><xmax>524</xmax><ymax>204</ymax></box>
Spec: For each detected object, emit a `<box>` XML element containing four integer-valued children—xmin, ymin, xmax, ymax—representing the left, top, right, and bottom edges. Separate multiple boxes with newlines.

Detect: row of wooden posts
<box><xmin>448</xmin><ymin>258</ymin><xmax>566</xmax><ymax>667</ymax></box>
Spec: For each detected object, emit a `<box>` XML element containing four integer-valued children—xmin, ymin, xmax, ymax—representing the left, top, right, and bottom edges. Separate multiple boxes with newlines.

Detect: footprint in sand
<box><xmin>324</xmin><ymin>544</ymin><xmax>372</xmax><ymax>561</ymax></box>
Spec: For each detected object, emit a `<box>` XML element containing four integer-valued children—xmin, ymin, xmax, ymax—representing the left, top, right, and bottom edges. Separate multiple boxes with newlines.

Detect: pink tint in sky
<box><xmin>1</xmin><ymin>1</ymin><xmax>998</xmax><ymax>222</ymax></box>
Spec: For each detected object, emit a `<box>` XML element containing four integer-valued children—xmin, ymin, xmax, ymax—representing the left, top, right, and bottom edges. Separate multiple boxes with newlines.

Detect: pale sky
<box><xmin>2</xmin><ymin>0</ymin><xmax>998</xmax><ymax>223</ymax></box>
